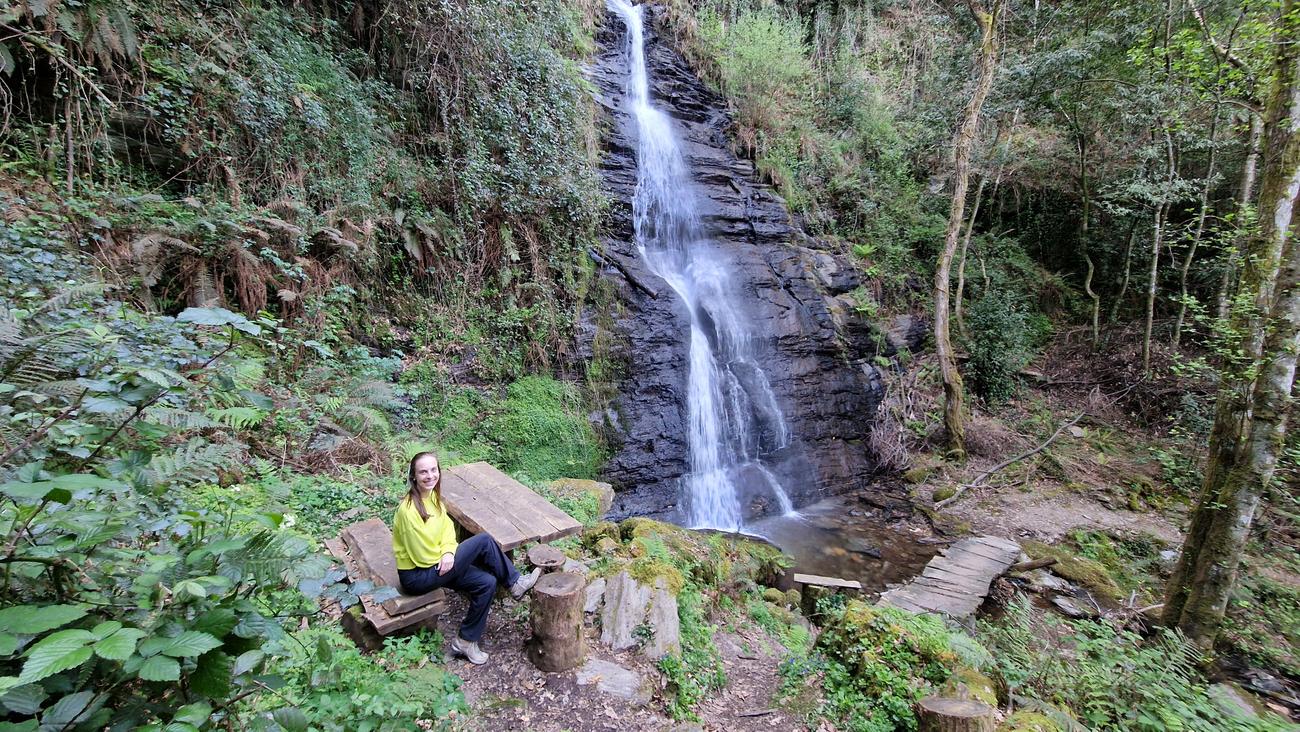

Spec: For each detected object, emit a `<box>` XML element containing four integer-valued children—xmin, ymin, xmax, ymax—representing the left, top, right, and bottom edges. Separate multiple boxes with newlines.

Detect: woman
<box><xmin>393</xmin><ymin>451</ymin><xmax>540</xmax><ymax>665</ymax></box>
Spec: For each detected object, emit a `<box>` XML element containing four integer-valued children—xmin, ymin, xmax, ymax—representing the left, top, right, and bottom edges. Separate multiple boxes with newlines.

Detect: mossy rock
<box><xmin>582</xmin><ymin>521</ymin><xmax>620</xmax><ymax>549</ymax></box>
<box><xmin>997</xmin><ymin>711</ymin><xmax>1062</xmax><ymax>731</ymax></box>
<box><xmin>931</xmin><ymin>485</ymin><xmax>958</xmax><ymax>503</ymax></box>
<box><xmin>816</xmin><ymin>600</ymin><xmax>964</xmax><ymax>683</ymax></box>
<box><xmin>784</xmin><ymin>589</ymin><xmax>801</xmax><ymax>608</ymax></box>
<box><xmin>903</xmin><ymin>455</ymin><xmax>942</xmax><ymax>484</ymax></box>
<box><xmin>627</xmin><ymin>555</ymin><xmax>685</xmax><ymax>595</ymax></box>
<box><xmin>942</xmin><ymin>667</ymin><xmax>999</xmax><ymax>707</ymax></box>
<box><xmin>762</xmin><ymin>587</ymin><xmax>785</xmax><ymax>605</ymax></box>
<box><xmin>1021</xmin><ymin>540</ymin><xmax>1122</xmax><ymax>600</ymax></box>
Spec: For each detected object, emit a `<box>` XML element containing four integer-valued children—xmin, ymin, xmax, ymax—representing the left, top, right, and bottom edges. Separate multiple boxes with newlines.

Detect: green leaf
<box><xmin>0</xmin><ymin>721</ymin><xmax>37</xmax><ymax>731</ymax></box>
<box><xmin>0</xmin><ymin>42</ymin><xmax>14</xmax><ymax>77</ymax></box>
<box><xmin>36</xmin><ymin>690</ymin><xmax>99</xmax><ymax>730</ymax></box>
<box><xmin>231</xmin><ymin>649</ymin><xmax>264</xmax><ymax>676</ymax></box>
<box><xmin>191</xmin><ymin>609</ymin><xmax>237</xmax><ymax>639</ymax></box>
<box><xmin>0</xmin><ymin>634</ymin><xmax>16</xmax><ymax>656</ymax></box>
<box><xmin>0</xmin><ymin>683</ymin><xmax>47</xmax><ymax>715</ymax></box>
<box><xmin>92</xmin><ymin>628</ymin><xmax>144</xmax><ymax>661</ymax></box>
<box><xmin>137</xmin><ymin>655</ymin><xmax>180</xmax><ymax>682</ymax></box>
<box><xmin>155</xmin><ymin>631</ymin><xmax>222</xmax><ymax>658</ymax></box>
<box><xmin>189</xmin><ymin>650</ymin><xmax>232</xmax><ymax>698</ymax></box>
<box><xmin>0</xmin><ymin>605</ymin><xmax>87</xmax><ymax>635</ymax></box>
<box><xmin>172</xmin><ymin>580</ymin><xmax>207</xmax><ymax>601</ymax></box>
<box><xmin>176</xmin><ymin>307</ymin><xmax>262</xmax><ymax>335</ymax></box>
<box><xmin>271</xmin><ymin>707</ymin><xmax>309</xmax><ymax>732</ymax></box>
<box><xmin>90</xmin><ymin>621</ymin><xmax>122</xmax><ymax>640</ymax></box>
<box><xmin>18</xmin><ymin>630</ymin><xmax>93</xmax><ymax>684</ymax></box>
<box><xmin>172</xmin><ymin>701</ymin><xmax>212</xmax><ymax>726</ymax></box>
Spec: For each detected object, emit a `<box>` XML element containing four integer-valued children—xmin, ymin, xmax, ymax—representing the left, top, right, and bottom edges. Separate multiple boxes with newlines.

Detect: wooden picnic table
<box><xmin>441</xmin><ymin>462</ymin><xmax>584</xmax><ymax>550</ymax></box>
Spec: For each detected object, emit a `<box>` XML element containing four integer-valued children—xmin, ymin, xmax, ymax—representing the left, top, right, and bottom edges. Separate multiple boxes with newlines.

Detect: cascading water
<box><xmin>609</xmin><ymin>0</ymin><xmax>797</xmax><ymax>530</ymax></box>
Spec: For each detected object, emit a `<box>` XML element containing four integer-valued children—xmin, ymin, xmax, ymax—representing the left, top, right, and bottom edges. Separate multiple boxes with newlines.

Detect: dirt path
<box><xmin>437</xmin><ymin>593</ymin><xmax>800</xmax><ymax>731</ymax></box>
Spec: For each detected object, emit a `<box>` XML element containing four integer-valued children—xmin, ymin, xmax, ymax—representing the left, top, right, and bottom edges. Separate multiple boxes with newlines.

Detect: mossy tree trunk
<box><xmin>1164</xmin><ymin>0</ymin><xmax>1300</xmax><ymax>648</ymax></box>
<box><xmin>935</xmin><ymin>0</ymin><xmax>1003</xmax><ymax>462</ymax></box>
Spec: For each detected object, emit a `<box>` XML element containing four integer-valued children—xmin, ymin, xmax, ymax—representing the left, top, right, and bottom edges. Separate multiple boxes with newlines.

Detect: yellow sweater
<box><xmin>392</xmin><ymin>493</ymin><xmax>459</xmax><ymax>570</ymax></box>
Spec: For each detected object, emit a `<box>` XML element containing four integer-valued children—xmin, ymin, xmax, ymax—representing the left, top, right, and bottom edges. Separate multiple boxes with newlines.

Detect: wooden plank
<box><xmin>342</xmin><ymin>519</ymin><xmax>400</xmax><ymax>588</ymax></box>
<box><xmin>440</xmin><ymin>462</ymin><xmax>582</xmax><ymax>550</ymax></box>
<box><xmin>793</xmin><ymin>573</ymin><xmax>863</xmax><ymax>589</ymax></box>
<box><xmin>926</xmin><ymin>557</ymin><xmax>1000</xmax><ymax>576</ymax></box>
<box><xmin>323</xmin><ymin>537</ymin><xmax>348</xmax><ymax>562</ymax></box>
<box><xmin>876</xmin><ymin>535</ymin><xmax>1020</xmax><ymax>620</ymax></box>
<box><xmin>971</xmin><ymin>536</ymin><xmax>1021</xmax><ymax>553</ymax></box>
<box><xmin>945</xmin><ymin>540</ymin><xmax>1019</xmax><ymax>564</ymax></box>
<box><xmin>458</xmin><ymin>462</ymin><xmax>581</xmax><ymax>544</ymax></box>
<box><xmin>439</xmin><ymin>470</ymin><xmax>530</xmax><ymax>548</ymax></box>
<box><xmin>921</xmin><ymin>567</ymin><xmax>994</xmax><ymax>590</ymax></box>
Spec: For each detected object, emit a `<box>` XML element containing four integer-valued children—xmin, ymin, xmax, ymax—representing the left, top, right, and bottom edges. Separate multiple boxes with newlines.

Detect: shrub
<box><xmin>965</xmin><ymin>289</ymin><xmax>1036</xmax><ymax>404</ymax></box>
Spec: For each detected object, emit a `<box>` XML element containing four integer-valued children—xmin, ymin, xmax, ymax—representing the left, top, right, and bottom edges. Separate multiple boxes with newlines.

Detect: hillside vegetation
<box><xmin>0</xmin><ymin>0</ymin><xmax>1297</xmax><ymax>729</ymax></box>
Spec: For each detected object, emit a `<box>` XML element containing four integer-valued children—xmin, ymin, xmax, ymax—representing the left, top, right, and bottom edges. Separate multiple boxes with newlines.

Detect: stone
<box><xmin>548</xmin><ymin>478</ymin><xmax>616</xmax><ymax>518</ymax></box>
<box><xmin>1207</xmin><ymin>682</ymin><xmax>1269</xmax><ymax>720</ymax></box>
<box><xmin>575</xmin><ymin>658</ymin><xmax>652</xmax><ymax>705</ymax></box>
<box><xmin>599</xmin><ymin>571</ymin><xmax>680</xmax><ymax>659</ymax></box>
<box><xmin>595</xmin><ymin>537</ymin><xmax>620</xmax><ymax>556</ymax></box>
<box><xmin>584</xmin><ymin>577</ymin><xmax>606</xmax><ymax>614</ymax></box>
<box><xmin>997</xmin><ymin>710</ymin><xmax>1062</xmax><ymax>731</ymax></box>
<box><xmin>1050</xmin><ymin>596</ymin><xmax>1093</xmax><ymax>619</ymax></box>
<box><xmin>1022</xmin><ymin>570</ymin><xmax>1074</xmax><ymax>594</ymax></box>
<box><xmin>942</xmin><ymin>667</ymin><xmax>999</xmax><ymax>707</ymax></box>
<box><xmin>1158</xmin><ymin>549</ymin><xmax>1180</xmax><ymax>571</ymax></box>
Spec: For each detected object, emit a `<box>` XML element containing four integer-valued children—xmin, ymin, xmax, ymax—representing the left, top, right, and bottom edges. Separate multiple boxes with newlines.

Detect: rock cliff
<box><xmin>584</xmin><ymin>6</ymin><xmax>920</xmax><ymax>519</ymax></box>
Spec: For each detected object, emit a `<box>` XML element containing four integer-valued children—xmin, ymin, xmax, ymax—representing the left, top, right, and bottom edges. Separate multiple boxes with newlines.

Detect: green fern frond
<box><xmin>295</xmin><ymin>366</ymin><xmax>333</xmax><ymax>394</ymax></box>
<box><xmin>349</xmin><ymin>379</ymin><xmax>400</xmax><ymax>409</ymax></box>
<box><xmin>36</xmin><ymin>282</ymin><xmax>109</xmax><ymax>315</ymax></box>
<box><xmin>146</xmin><ymin>407</ymin><xmax>218</xmax><ymax>430</ymax></box>
<box><xmin>208</xmin><ymin>406</ymin><xmax>267</xmax><ymax>430</ymax></box>
<box><xmin>331</xmin><ymin>404</ymin><xmax>391</xmax><ymax>438</ymax></box>
<box><xmin>147</xmin><ymin>438</ymin><xmax>240</xmax><ymax>487</ymax></box>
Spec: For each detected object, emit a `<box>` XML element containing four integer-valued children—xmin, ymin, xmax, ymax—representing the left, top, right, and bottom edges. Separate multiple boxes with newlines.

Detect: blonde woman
<box><xmin>393</xmin><ymin>451</ymin><xmax>540</xmax><ymax>664</ymax></box>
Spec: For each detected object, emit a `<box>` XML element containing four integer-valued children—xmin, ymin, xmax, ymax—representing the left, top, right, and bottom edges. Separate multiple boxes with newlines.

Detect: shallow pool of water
<box><xmin>741</xmin><ymin>497</ymin><xmax>940</xmax><ymax>596</ymax></box>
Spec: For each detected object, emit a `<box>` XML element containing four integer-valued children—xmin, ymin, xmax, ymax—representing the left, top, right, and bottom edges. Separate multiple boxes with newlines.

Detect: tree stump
<box><xmin>526</xmin><ymin>571</ymin><xmax>586</xmax><ymax>672</ymax></box>
<box><xmin>916</xmin><ymin>696</ymin><xmax>996</xmax><ymax>732</ymax></box>
<box><xmin>527</xmin><ymin>544</ymin><xmax>567</xmax><ymax>573</ymax></box>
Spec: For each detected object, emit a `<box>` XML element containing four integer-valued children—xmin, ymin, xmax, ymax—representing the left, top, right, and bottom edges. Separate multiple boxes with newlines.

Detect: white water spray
<box><xmin>609</xmin><ymin>0</ymin><xmax>798</xmax><ymax>528</ymax></box>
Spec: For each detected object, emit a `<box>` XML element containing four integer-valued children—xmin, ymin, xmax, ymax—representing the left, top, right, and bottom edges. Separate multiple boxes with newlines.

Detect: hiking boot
<box><xmin>449</xmin><ymin>636</ymin><xmax>488</xmax><ymax>665</ymax></box>
<box><xmin>510</xmin><ymin>568</ymin><xmax>542</xmax><ymax>600</ymax></box>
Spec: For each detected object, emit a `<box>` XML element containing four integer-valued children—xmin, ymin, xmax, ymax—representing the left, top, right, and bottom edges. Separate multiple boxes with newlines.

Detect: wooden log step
<box><xmin>793</xmin><ymin>573</ymin><xmax>863</xmax><ymax>589</ymax></box>
<box><xmin>528</xmin><ymin>544</ymin><xmax>567</xmax><ymax>573</ymax></box>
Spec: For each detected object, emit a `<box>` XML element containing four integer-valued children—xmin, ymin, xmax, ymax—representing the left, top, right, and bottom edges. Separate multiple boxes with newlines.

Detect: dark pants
<box><xmin>397</xmin><ymin>533</ymin><xmax>521</xmax><ymax>642</ymax></box>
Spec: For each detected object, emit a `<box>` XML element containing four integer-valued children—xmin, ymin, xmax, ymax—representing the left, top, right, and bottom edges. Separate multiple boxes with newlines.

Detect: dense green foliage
<box><xmin>980</xmin><ymin>598</ymin><xmax>1291</xmax><ymax>732</ymax></box>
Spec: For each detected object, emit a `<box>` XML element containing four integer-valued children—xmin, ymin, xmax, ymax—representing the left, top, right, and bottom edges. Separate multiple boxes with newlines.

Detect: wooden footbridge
<box><xmin>878</xmin><ymin>536</ymin><xmax>1021</xmax><ymax>618</ymax></box>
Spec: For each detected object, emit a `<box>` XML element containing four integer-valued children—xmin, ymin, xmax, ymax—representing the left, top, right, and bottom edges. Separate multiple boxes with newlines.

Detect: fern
<box><xmin>208</xmin><ymin>406</ymin><xmax>267</xmax><ymax>430</ymax></box>
<box><xmin>146</xmin><ymin>439</ymin><xmax>240</xmax><ymax>487</ymax></box>
<box><xmin>330</xmin><ymin>404</ymin><xmax>391</xmax><ymax>438</ymax></box>
<box><xmin>146</xmin><ymin>407</ymin><xmax>218</xmax><ymax>430</ymax></box>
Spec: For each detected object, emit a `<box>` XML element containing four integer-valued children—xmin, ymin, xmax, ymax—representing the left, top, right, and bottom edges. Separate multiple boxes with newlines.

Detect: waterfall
<box><xmin>609</xmin><ymin>0</ymin><xmax>797</xmax><ymax>529</ymax></box>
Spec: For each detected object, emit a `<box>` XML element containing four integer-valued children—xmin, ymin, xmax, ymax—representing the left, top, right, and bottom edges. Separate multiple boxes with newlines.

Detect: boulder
<box><xmin>584</xmin><ymin>577</ymin><xmax>607</xmax><ymax>614</ymax></box>
<box><xmin>575</xmin><ymin>658</ymin><xmax>653</xmax><ymax>705</ymax></box>
<box><xmin>599</xmin><ymin>570</ymin><xmax>680</xmax><ymax>659</ymax></box>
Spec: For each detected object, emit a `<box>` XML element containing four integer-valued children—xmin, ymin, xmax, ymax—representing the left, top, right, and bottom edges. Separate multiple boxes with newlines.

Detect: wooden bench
<box><xmin>326</xmin><ymin>519</ymin><xmax>450</xmax><ymax>651</ymax></box>
<box><xmin>326</xmin><ymin>462</ymin><xmax>585</xmax><ymax>650</ymax></box>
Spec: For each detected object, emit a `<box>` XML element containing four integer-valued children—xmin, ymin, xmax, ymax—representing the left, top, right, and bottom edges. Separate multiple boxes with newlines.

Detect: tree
<box><xmin>1163</xmin><ymin>0</ymin><xmax>1300</xmax><ymax>649</ymax></box>
<box><xmin>936</xmin><ymin>0</ymin><xmax>1004</xmax><ymax>461</ymax></box>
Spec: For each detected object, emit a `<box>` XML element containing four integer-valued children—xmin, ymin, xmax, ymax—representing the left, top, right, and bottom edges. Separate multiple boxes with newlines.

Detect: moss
<box><xmin>931</xmin><ymin>485</ymin><xmax>958</xmax><ymax>503</ymax></box>
<box><xmin>581</xmin><ymin>521</ymin><xmax>620</xmax><ymax>549</ymax></box>
<box><xmin>1021</xmin><ymin>540</ymin><xmax>1122</xmax><ymax>600</ymax></box>
<box><xmin>627</xmin><ymin>555</ymin><xmax>685</xmax><ymax>595</ymax></box>
<box><xmin>943</xmin><ymin>666</ymin><xmax>999</xmax><ymax>707</ymax></box>
<box><xmin>784</xmin><ymin>589</ymin><xmax>801</xmax><ymax>608</ymax></box>
<box><xmin>905</xmin><ymin>465</ymin><xmax>936</xmax><ymax>484</ymax></box>
<box><xmin>762</xmin><ymin>587</ymin><xmax>786</xmax><ymax>605</ymax></box>
<box><xmin>998</xmin><ymin>711</ymin><xmax>1062</xmax><ymax>732</ymax></box>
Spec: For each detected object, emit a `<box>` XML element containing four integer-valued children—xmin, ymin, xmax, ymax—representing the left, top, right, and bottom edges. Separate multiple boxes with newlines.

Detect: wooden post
<box><xmin>526</xmin><ymin>572</ymin><xmax>586</xmax><ymax>672</ymax></box>
<box><xmin>795</xmin><ymin>573</ymin><xmax>862</xmax><ymax>621</ymax></box>
<box><xmin>527</xmin><ymin>544</ymin><xmax>567</xmax><ymax>573</ymax></box>
<box><xmin>916</xmin><ymin>696</ymin><xmax>996</xmax><ymax>732</ymax></box>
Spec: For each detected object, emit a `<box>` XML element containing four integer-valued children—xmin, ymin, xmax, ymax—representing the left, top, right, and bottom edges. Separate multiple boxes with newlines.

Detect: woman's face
<box><xmin>413</xmin><ymin>455</ymin><xmax>440</xmax><ymax>491</ymax></box>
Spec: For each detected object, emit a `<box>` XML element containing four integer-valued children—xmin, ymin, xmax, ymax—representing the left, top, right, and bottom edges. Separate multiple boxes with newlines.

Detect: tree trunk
<box><xmin>1217</xmin><ymin>112</ymin><xmax>1265</xmax><ymax>321</ymax></box>
<box><xmin>526</xmin><ymin>572</ymin><xmax>587</xmax><ymax>672</ymax></box>
<box><xmin>1164</xmin><ymin>2</ymin><xmax>1300</xmax><ymax>645</ymax></box>
<box><xmin>935</xmin><ymin>0</ymin><xmax>1003</xmax><ymax>461</ymax></box>
<box><xmin>1077</xmin><ymin>133</ymin><xmax>1099</xmax><ymax>349</ymax></box>
<box><xmin>1110</xmin><ymin>220</ymin><xmax>1139</xmax><ymax>323</ymax></box>
<box><xmin>1142</xmin><ymin>126</ymin><xmax>1177</xmax><ymax>375</ymax></box>
<box><xmin>917</xmin><ymin>697</ymin><xmax>996</xmax><ymax>732</ymax></box>
<box><xmin>954</xmin><ymin>175</ymin><xmax>986</xmax><ymax>341</ymax></box>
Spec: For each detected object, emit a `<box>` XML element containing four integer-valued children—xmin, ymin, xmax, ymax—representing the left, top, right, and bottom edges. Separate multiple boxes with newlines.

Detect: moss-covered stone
<box><xmin>582</xmin><ymin>521</ymin><xmax>620</xmax><ymax>549</ymax></box>
<box><xmin>997</xmin><ymin>711</ymin><xmax>1062</xmax><ymax>731</ymax></box>
<box><xmin>627</xmin><ymin>555</ymin><xmax>685</xmax><ymax>595</ymax></box>
<box><xmin>549</xmin><ymin>478</ymin><xmax>614</xmax><ymax>520</ymax></box>
<box><xmin>942</xmin><ymin>666</ymin><xmax>999</xmax><ymax>707</ymax></box>
<box><xmin>762</xmin><ymin>587</ymin><xmax>785</xmax><ymax>605</ymax></box>
<box><xmin>1021</xmin><ymin>540</ymin><xmax>1122</xmax><ymax>600</ymax></box>
<box><xmin>931</xmin><ymin>485</ymin><xmax>958</xmax><ymax>503</ymax></box>
<box><xmin>904</xmin><ymin>465</ymin><xmax>936</xmax><ymax>484</ymax></box>
<box><xmin>784</xmin><ymin>589</ymin><xmax>801</xmax><ymax>608</ymax></box>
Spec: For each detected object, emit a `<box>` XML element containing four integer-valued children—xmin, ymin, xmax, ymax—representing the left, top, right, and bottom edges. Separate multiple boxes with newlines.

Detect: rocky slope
<box><xmin>584</xmin><ymin>6</ymin><xmax>920</xmax><ymax>519</ymax></box>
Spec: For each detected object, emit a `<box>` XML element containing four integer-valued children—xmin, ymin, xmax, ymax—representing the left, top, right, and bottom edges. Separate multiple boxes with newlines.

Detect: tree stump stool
<box><xmin>526</xmin><ymin>571</ymin><xmax>586</xmax><ymax>672</ymax></box>
<box><xmin>527</xmin><ymin>544</ymin><xmax>567</xmax><ymax>573</ymax></box>
<box><xmin>916</xmin><ymin>696</ymin><xmax>996</xmax><ymax>732</ymax></box>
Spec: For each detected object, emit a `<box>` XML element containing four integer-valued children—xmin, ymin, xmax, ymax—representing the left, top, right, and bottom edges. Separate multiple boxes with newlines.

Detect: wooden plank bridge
<box><xmin>878</xmin><ymin>536</ymin><xmax>1021</xmax><ymax>618</ymax></box>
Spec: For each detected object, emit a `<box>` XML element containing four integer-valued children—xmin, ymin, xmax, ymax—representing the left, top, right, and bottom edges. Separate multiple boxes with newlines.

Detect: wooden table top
<box><xmin>441</xmin><ymin>462</ymin><xmax>584</xmax><ymax>551</ymax></box>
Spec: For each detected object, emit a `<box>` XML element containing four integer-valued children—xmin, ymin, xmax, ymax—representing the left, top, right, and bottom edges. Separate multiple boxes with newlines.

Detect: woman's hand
<box><xmin>438</xmin><ymin>553</ymin><xmax>455</xmax><ymax>575</ymax></box>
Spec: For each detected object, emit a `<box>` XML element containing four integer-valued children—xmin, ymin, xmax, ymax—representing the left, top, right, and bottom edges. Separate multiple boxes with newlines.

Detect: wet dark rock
<box><xmin>588</xmin><ymin>7</ymin><xmax>895</xmax><ymax>519</ymax></box>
